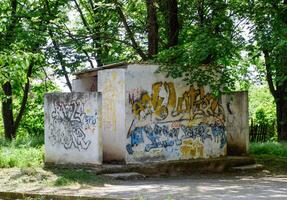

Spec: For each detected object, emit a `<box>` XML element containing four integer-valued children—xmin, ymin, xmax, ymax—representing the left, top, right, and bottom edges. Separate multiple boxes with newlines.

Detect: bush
<box><xmin>249</xmin><ymin>85</ymin><xmax>276</xmax><ymax>141</ymax></box>
<box><xmin>250</xmin><ymin>142</ymin><xmax>287</xmax><ymax>157</ymax></box>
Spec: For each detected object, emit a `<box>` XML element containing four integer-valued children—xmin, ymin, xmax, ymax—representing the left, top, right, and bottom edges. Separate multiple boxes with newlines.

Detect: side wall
<box><xmin>72</xmin><ymin>77</ymin><xmax>97</xmax><ymax>92</ymax></box>
<box><xmin>222</xmin><ymin>92</ymin><xmax>249</xmax><ymax>155</ymax></box>
<box><xmin>44</xmin><ymin>92</ymin><xmax>102</xmax><ymax>165</ymax></box>
<box><xmin>98</xmin><ymin>69</ymin><xmax>126</xmax><ymax>162</ymax></box>
<box><xmin>125</xmin><ymin>64</ymin><xmax>227</xmax><ymax>163</ymax></box>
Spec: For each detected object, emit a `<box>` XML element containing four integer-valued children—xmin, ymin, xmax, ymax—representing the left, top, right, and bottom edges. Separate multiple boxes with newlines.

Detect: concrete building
<box><xmin>45</xmin><ymin>62</ymin><xmax>249</xmax><ymax>165</ymax></box>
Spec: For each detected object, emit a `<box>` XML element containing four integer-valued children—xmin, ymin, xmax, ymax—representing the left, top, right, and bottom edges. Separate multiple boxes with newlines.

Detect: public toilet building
<box><xmin>45</xmin><ymin>62</ymin><xmax>249</xmax><ymax>165</ymax></box>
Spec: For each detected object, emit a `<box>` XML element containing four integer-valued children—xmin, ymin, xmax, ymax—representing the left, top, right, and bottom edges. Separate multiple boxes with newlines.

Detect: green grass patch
<box><xmin>0</xmin><ymin>135</ymin><xmax>44</xmax><ymax>168</ymax></box>
<box><xmin>51</xmin><ymin>169</ymin><xmax>109</xmax><ymax>186</ymax></box>
<box><xmin>250</xmin><ymin>142</ymin><xmax>287</xmax><ymax>157</ymax></box>
<box><xmin>250</xmin><ymin>142</ymin><xmax>287</xmax><ymax>174</ymax></box>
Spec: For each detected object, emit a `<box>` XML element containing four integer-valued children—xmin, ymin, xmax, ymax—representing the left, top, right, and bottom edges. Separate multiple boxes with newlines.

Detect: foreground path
<box><xmin>1</xmin><ymin>168</ymin><xmax>287</xmax><ymax>199</ymax></box>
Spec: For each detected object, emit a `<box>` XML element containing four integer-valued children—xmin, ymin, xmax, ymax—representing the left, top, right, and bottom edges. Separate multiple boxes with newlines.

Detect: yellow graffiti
<box><xmin>129</xmin><ymin>82</ymin><xmax>225</xmax><ymax>122</ymax></box>
<box><xmin>103</xmin><ymin>72</ymin><xmax>124</xmax><ymax>133</ymax></box>
<box><xmin>180</xmin><ymin>139</ymin><xmax>204</xmax><ymax>158</ymax></box>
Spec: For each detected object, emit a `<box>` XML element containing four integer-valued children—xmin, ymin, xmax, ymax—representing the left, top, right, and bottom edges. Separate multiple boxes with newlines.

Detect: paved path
<box><xmin>2</xmin><ymin>174</ymin><xmax>287</xmax><ymax>199</ymax></box>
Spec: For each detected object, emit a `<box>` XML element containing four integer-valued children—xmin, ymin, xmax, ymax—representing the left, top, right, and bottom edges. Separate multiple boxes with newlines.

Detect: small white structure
<box><xmin>44</xmin><ymin>92</ymin><xmax>102</xmax><ymax>165</ymax></box>
<box><xmin>71</xmin><ymin>63</ymin><xmax>249</xmax><ymax>164</ymax></box>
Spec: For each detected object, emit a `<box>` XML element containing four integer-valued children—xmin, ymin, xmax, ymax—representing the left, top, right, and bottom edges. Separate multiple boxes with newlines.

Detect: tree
<box><xmin>0</xmin><ymin>0</ymin><xmax>62</xmax><ymax>139</ymax></box>
<box><xmin>247</xmin><ymin>0</ymin><xmax>287</xmax><ymax>141</ymax></box>
<box><xmin>156</xmin><ymin>0</ymin><xmax>244</xmax><ymax>90</ymax></box>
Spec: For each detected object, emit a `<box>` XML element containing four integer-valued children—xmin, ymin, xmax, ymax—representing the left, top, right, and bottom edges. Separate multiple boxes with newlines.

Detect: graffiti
<box><xmin>102</xmin><ymin>71</ymin><xmax>124</xmax><ymax>133</ymax></box>
<box><xmin>126</xmin><ymin>81</ymin><xmax>227</xmax><ymax>161</ymax></box>
<box><xmin>181</xmin><ymin>124</ymin><xmax>212</xmax><ymax>142</ymax></box>
<box><xmin>48</xmin><ymin>95</ymin><xmax>96</xmax><ymax>150</ymax></box>
<box><xmin>128</xmin><ymin>82</ymin><xmax>225</xmax><ymax>122</ymax></box>
<box><xmin>85</xmin><ymin>115</ymin><xmax>97</xmax><ymax>125</ymax></box>
<box><xmin>126</xmin><ymin>122</ymin><xmax>227</xmax><ymax>157</ymax></box>
<box><xmin>126</xmin><ymin>127</ymin><xmax>145</xmax><ymax>154</ymax></box>
<box><xmin>211</xmin><ymin>122</ymin><xmax>227</xmax><ymax>148</ymax></box>
<box><xmin>126</xmin><ymin>124</ymin><xmax>180</xmax><ymax>155</ymax></box>
<box><xmin>180</xmin><ymin>138</ymin><xmax>204</xmax><ymax>158</ymax></box>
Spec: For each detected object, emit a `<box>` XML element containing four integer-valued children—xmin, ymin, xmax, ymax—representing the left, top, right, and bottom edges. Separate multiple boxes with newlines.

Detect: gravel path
<box><xmin>1</xmin><ymin>168</ymin><xmax>287</xmax><ymax>199</ymax></box>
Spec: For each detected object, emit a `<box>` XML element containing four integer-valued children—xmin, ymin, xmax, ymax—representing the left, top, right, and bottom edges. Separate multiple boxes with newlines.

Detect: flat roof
<box><xmin>74</xmin><ymin>62</ymin><xmax>128</xmax><ymax>78</ymax></box>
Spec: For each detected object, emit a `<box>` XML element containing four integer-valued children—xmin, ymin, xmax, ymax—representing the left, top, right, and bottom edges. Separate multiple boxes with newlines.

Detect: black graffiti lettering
<box><xmin>49</xmin><ymin>98</ymin><xmax>92</xmax><ymax>151</ymax></box>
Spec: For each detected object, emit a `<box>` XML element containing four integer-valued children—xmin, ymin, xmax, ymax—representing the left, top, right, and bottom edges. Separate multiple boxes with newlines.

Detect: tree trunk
<box><xmin>167</xmin><ymin>0</ymin><xmax>179</xmax><ymax>47</ymax></box>
<box><xmin>12</xmin><ymin>62</ymin><xmax>33</xmax><ymax>135</ymax></box>
<box><xmin>263</xmin><ymin>49</ymin><xmax>287</xmax><ymax>141</ymax></box>
<box><xmin>146</xmin><ymin>0</ymin><xmax>159</xmax><ymax>57</ymax></box>
<box><xmin>276</xmin><ymin>90</ymin><xmax>287</xmax><ymax>141</ymax></box>
<box><xmin>2</xmin><ymin>82</ymin><xmax>15</xmax><ymax>140</ymax></box>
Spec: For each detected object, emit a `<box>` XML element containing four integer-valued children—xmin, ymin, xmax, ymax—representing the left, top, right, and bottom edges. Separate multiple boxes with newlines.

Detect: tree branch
<box><xmin>114</xmin><ymin>0</ymin><xmax>147</xmax><ymax>60</ymax></box>
<box><xmin>263</xmin><ymin>50</ymin><xmax>277</xmax><ymax>98</ymax></box>
<box><xmin>63</xmin><ymin>24</ymin><xmax>95</xmax><ymax>68</ymax></box>
<box><xmin>44</xmin><ymin>0</ymin><xmax>72</xmax><ymax>91</ymax></box>
<box><xmin>49</xmin><ymin>30</ymin><xmax>72</xmax><ymax>91</ymax></box>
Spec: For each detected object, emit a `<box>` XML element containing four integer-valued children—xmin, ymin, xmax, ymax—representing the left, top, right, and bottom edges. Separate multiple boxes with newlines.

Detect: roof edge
<box><xmin>74</xmin><ymin>61</ymin><xmax>128</xmax><ymax>76</ymax></box>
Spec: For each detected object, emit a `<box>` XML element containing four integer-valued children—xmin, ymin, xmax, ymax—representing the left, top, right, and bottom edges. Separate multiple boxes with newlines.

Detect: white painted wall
<box><xmin>124</xmin><ymin>64</ymin><xmax>227</xmax><ymax>163</ymax></box>
<box><xmin>98</xmin><ymin>69</ymin><xmax>126</xmax><ymax>162</ymax></box>
<box><xmin>44</xmin><ymin>92</ymin><xmax>102</xmax><ymax>165</ymax></box>
<box><xmin>72</xmin><ymin>77</ymin><xmax>97</xmax><ymax>92</ymax></box>
<box><xmin>67</xmin><ymin>64</ymin><xmax>249</xmax><ymax>164</ymax></box>
<box><xmin>222</xmin><ymin>92</ymin><xmax>249</xmax><ymax>155</ymax></box>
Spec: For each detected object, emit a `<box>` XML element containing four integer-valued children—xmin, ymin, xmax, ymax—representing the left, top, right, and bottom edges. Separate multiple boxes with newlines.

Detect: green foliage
<box><xmin>250</xmin><ymin>142</ymin><xmax>287</xmax><ymax>157</ymax></box>
<box><xmin>155</xmin><ymin>0</ymin><xmax>245</xmax><ymax>91</ymax></box>
<box><xmin>250</xmin><ymin>142</ymin><xmax>287</xmax><ymax>174</ymax></box>
<box><xmin>249</xmin><ymin>84</ymin><xmax>276</xmax><ymax>140</ymax></box>
<box><xmin>52</xmin><ymin>169</ymin><xmax>109</xmax><ymax>186</ymax></box>
<box><xmin>0</xmin><ymin>136</ymin><xmax>44</xmax><ymax>168</ymax></box>
<box><xmin>249</xmin><ymin>85</ymin><xmax>276</xmax><ymax>125</ymax></box>
<box><xmin>18</xmin><ymin>81</ymin><xmax>59</xmax><ymax>137</ymax></box>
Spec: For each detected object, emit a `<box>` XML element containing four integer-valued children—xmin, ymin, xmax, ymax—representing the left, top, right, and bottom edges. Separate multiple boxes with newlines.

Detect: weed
<box><xmin>0</xmin><ymin>136</ymin><xmax>44</xmax><ymax>168</ymax></box>
<box><xmin>250</xmin><ymin>142</ymin><xmax>287</xmax><ymax>174</ymax></box>
<box><xmin>50</xmin><ymin>169</ymin><xmax>110</xmax><ymax>186</ymax></box>
<box><xmin>250</xmin><ymin>142</ymin><xmax>287</xmax><ymax>157</ymax></box>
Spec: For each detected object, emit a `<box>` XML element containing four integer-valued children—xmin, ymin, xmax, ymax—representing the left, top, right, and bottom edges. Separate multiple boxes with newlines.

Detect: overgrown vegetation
<box><xmin>51</xmin><ymin>169</ymin><xmax>109</xmax><ymax>186</ymax></box>
<box><xmin>250</xmin><ymin>142</ymin><xmax>287</xmax><ymax>157</ymax></box>
<box><xmin>249</xmin><ymin>85</ymin><xmax>277</xmax><ymax>141</ymax></box>
<box><xmin>0</xmin><ymin>136</ymin><xmax>44</xmax><ymax>168</ymax></box>
<box><xmin>250</xmin><ymin>142</ymin><xmax>287</xmax><ymax>174</ymax></box>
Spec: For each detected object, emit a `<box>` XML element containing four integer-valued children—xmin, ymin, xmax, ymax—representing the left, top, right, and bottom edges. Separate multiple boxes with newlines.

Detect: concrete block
<box><xmin>44</xmin><ymin>92</ymin><xmax>102</xmax><ymax>165</ymax></box>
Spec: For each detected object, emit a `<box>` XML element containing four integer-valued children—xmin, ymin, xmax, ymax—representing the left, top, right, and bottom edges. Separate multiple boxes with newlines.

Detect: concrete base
<box><xmin>99</xmin><ymin>156</ymin><xmax>255</xmax><ymax>177</ymax></box>
<box><xmin>45</xmin><ymin>156</ymin><xmax>255</xmax><ymax>177</ymax></box>
<box><xmin>102</xmin><ymin>172</ymin><xmax>145</xmax><ymax>180</ymax></box>
<box><xmin>0</xmin><ymin>191</ymin><xmax>113</xmax><ymax>200</ymax></box>
<box><xmin>231</xmin><ymin>164</ymin><xmax>264</xmax><ymax>171</ymax></box>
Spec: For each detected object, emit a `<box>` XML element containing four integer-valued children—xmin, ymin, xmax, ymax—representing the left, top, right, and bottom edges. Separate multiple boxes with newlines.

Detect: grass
<box><xmin>250</xmin><ymin>142</ymin><xmax>287</xmax><ymax>157</ymax></box>
<box><xmin>250</xmin><ymin>142</ymin><xmax>287</xmax><ymax>174</ymax></box>
<box><xmin>50</xmin><ymin>169</ymin><xmax>109</xmax><ymax>186</ymax></box>
<box><xmin>0</xmin><ymin>135</ymin><xmax>44</xmax><ymax>168</ymax></box>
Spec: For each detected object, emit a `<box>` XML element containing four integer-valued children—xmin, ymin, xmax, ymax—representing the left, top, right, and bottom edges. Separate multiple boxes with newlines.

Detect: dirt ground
<box><xmin>0</xmin><ymin>167</ymin><xmax>287</xmax><ymax>200</ymax></box>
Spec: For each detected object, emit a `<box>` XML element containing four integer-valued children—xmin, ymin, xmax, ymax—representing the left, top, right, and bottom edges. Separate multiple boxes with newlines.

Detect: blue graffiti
<box><xmin>126</xmin><ymin>127</ymin><xmax>145</xmax><ymax>154</ymax></box>
<box><xmin>126</xmin><ymin>123</ymin><xmax>227</xmax><ymax>155</ymax></box>
<box><xmin>211</xmin><ymin>123</ymin><xmax>227</xmax><ymax>148</ymax></box>
<box><xmin>180</xmin><ymin>124</ymin><xmax>212</xmax><ymax>142</ymax></box>
<box><xmin>84</xmin><ymin>115</ymin><xmax>97</xmax><ymax>125</ymax></box>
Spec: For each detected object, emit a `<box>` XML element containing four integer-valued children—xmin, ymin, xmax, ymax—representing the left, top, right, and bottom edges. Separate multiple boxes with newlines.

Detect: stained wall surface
<box><xmin>222</xmin><ymin>92</ymin><xmax>249</xmax><ymax>155</ymax></box>
<box><xmin>72</xmin><ymin>77</ymin><xmax>97</xmax><ymax>92</ymax></box>
<box><xmin>44</xmin><ymin>92</ymin><xmax>102</xmax><ymax>165</ymax></box>
<box><xmin>98</xmin><ymin>69</ymin><xmax>126</xmax><ymax>162</ymax></box>
<box><xmin>125</xmin><ymin>64</ymin><xmax>227</xmax><ymax>163</ymax></box>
